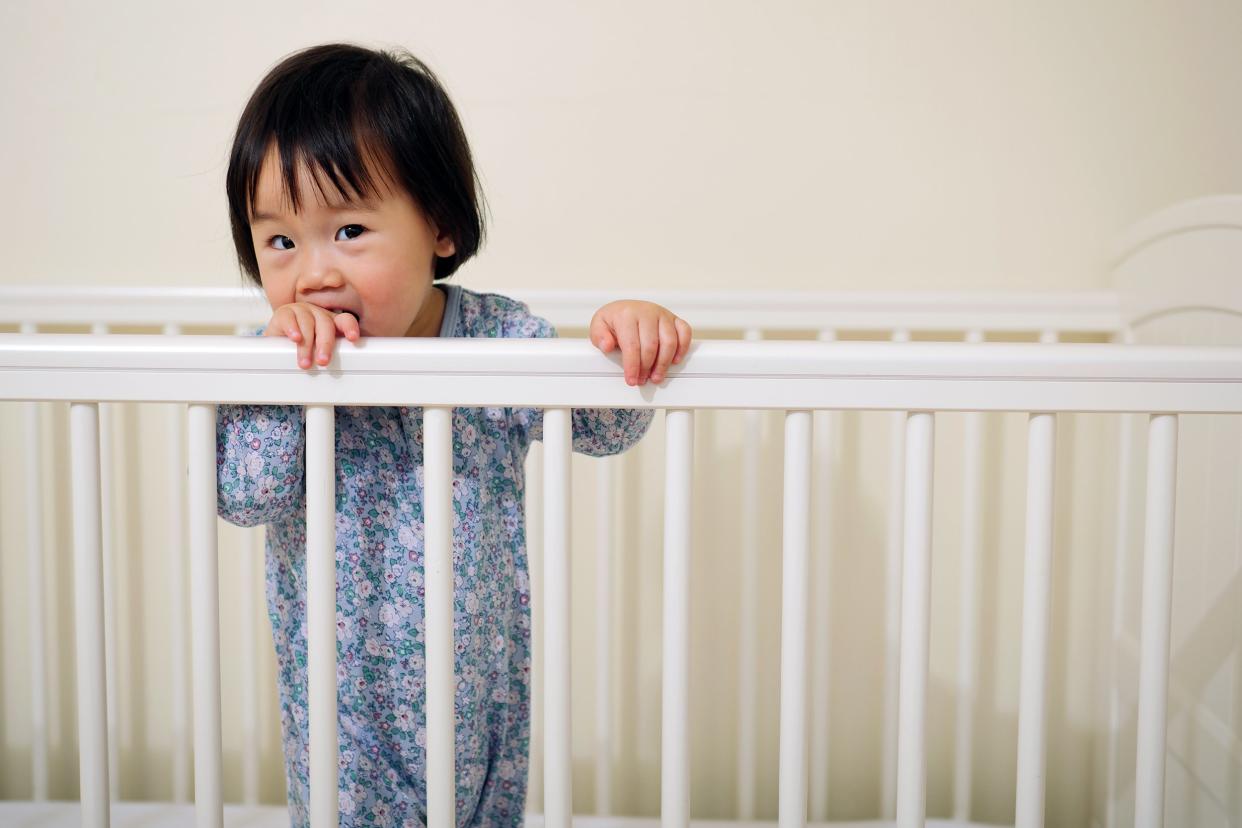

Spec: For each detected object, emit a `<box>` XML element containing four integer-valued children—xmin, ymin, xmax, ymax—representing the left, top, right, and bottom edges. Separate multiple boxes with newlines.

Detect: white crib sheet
<box><xmin>0</xmin><ymin>804</ymin><xmax>1001</xmax><ymax>828</ymax></box>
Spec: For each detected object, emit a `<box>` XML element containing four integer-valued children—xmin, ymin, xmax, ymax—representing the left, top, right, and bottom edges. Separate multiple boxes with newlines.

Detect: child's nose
<box><xmin>296</xmin><ymin>246</ymin><xmax>345</xmax><ymax>294</ymax></box>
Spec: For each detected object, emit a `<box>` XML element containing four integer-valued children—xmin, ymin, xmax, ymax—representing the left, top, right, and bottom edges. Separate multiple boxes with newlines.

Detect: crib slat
<box><xmin>240</xmin><ymin>526</ymin><xmax>262</xmax><ymax>806</ymax></box>
<box><xmin>595</xmin><ymin>455</ymin><xmax>614</xmax><ymax>816</ymax></box>
<box><xmin>895</xmin><ymin>410</ymin><xmax>933</xmax><ymax>828</ymax></box>
<box><xmin>1015</xmin><ymin>412</ymin><xmax>1057</xmax><ymax>828</ymax></box>
<box><xmin>233</xmin><ymin>303</ymin><xmax>262</xmax><ymax>815</ymax></box>
<box><xmin>736</xmin><ymin>406</ymin><xmax>761</xmax><ymax>820</ymax></box>
<box><xmin>807</xmin><ymin>410</ymin><xmax>835</xmax><ymax>817</ymax></box>
<box><xmin>543</xmin><ymin>408</ymin><xmax>573</xmax><ymax>828</ymax></box>
<box><xmin>92</xmin><ymin>321</ymin><xmax>122</xmax><ymax>803</ymax></box>
<box><xmin>237</xmin><ymin>315</ymin><xmax>263</xmax><ymax>808</ymax></box>
<box><xmin>70</xmin><ymin>402</ymin><xmax>110</xmax><ymax>828</ymax></box>
<box><xmin>188</xmin><ymin>404</ymin><xmax>223</xmax><ymax>827</ymax></box>
<box><xmin>306</xmin><ymin>404</ymin><xmax>339</xmax><ymax>828</ymax></box>
<box><xmin>737</xmin><ymin>328</ymin><xmax>761</xmax><ymax>820</ymax></box>
<box><xmin>1105</xmin><ymin>329</ymin><xmax>1138</xmax><ymax>828</ymax></box>
<box><xmin>953</xmin><ymin>401</ymin><xmax>985</xmax><ymax>822</ymax></box>
<box><xmin>882</xmin><ymin>328</ymin><xmax>911</xmax><ymax>819</ymax></box>
<box><xmin>809</xmin><ymin>330</ymin><xmax>837</xmax><ymax>823</ymax></box>
<box><xmin>164</xmin><ymin>324</ymin><xmax>191</xmax><ymax>805</ymax></box>
<box><xmin>425</xmin><ymin>407</ymin><xmax>455</xmax><ymax>828</ymax></box>
<box><xmin>663</xmin><ymin>410</ymin><xmax>694</xmax><ymax>828</ymax></box>
<box><xmin>526</xmin><ymin>443</ymin><xmax>545</xmax><ymax>813</ymax></box>
<box><xmin>22</xmin><ymin>393</ymin><xmax>49</xmax><ymax>799</ymax></box>
<box><xmin>779</xmin><ymin>410</ymin><xmax>812</xmax><ymax>828</ymax></box>
<box><xmin>1135</xmin><ymin>413</ymin><xmax>1179</xmax><ymax>828</ymax></box>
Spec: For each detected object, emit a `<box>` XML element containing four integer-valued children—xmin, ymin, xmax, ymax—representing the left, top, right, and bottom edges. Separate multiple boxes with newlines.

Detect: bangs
<box><xmin>236</xmin><ymin>86</ymin><xmax>394</xmax><ymax>217</ymax></box>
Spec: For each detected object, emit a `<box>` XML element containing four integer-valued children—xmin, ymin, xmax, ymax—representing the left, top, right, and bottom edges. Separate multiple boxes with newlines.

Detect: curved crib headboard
<box><xmin>1113</xmin><ymin>195</ymin><xmax>1242</xmax><ymax>343</ymax></box>
<box><xmin>1108</xmin><ymin>195</ymin><xmax>1242</xmax><ymax>828</ymax></box>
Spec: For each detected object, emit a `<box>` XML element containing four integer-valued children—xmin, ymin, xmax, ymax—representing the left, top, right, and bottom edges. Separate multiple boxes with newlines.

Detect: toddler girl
<box><xmin>216</xmin><ymin>43</ymin><xmax>691</xmax><ymax>828</ymax></box>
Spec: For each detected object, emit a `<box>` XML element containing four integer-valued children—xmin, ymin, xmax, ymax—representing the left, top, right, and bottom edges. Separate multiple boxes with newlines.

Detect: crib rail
<box><xmin>3</xmin><ymin>335</ymin><xmax>1241</xmax><ymax>828</ymax></box>
<box><xmin>0</xmin><ymin>285</ymin><xmax>1124</xmax><ymax>333</ymax></box>
<box><xmin>3</xmin><ymin>334</ymin><xmax>1237</xmax><ymax>412</ymax></box>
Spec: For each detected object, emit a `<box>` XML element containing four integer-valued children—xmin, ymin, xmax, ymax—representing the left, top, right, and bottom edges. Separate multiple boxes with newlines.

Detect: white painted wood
<box><xmin>162</xmin><ymin>323</ymin><xmax>191</xmax><ymax>805</ymax></box>
<box><xmin>239</xmin><ymin>526</ymin><xmax>262</xmax><ymax>807</ymax></box>
<box><xmin>306</xmin><ymin>405</ymin><xmax>339</xmax><ymax>828</ymax></box>
<box><xmin>0</xmin><ymin>285</ymin><xmax>1124</xmax><ymax>333</ymax></box>
<box><xmin>1135</xmin><ymin>413</ymin><xmax>1179</xmax><ymax>828</ymax></box>
<box><xmin>4</xmin><ymin>336</ymin><xmax>1242</xmax><ymax>414</ymax></box>
<box><xmin>20</xmin><ymin>351</ymin><xmax>49</xmax><ymax>800</ymax></box>
<box><xmin>809</xmin><ymin>327</ymin><xmax>838</xmax><ymax>823</ymax></box>
<box><xmin>953</xmin><ymin>330</ymin><xmax>985</xmax><ymax>822</ymax></box>
<box><xmin>1105</xmin><ymin>328</ymin><xmax>1138</xmax><ymax>828</ymax></box>
<box><xmin>543</xmin><ymin>408</ymin><xmax>573</xmax><ymax>828</ymax></box>
<box><xmin>525</xmin><ymin>442</ymin><xmax>545</xmax><ymax>814</ymax></box>
<box><xmin>662</xmin><ymin>410</ymin><xmax>694</xmax><ymax>828</ymax></box>
<box><xmin>188</xmin><ymin>404</ymin><xmax>223</xmax><ymax>828</ymax></box>
<box><xmin>1105</xmin><ymin>329</ymin><xmax>1141</xmax><ymax>828</ymax></box>
<box><xmin>70</xmin><ymin>402</ymin><xmax>110</xmax><ymax>828</ymax></box>
<box><xmin>234</xmin><ymin>329</ymin><xmax>265</xmax><ymax>808</ymax></box>
<box><xmin>1015</xmin><ymin>413</ymin><xmax>1057</xmax><ymax>828</ymax></box>
<box><xmin>882</xmin><ymin>328</ymin><xmax>911</xmax><ymax>820</ymax></box>
<box><xmin>779</xmin><ymin>411</ymin><xmax>812</xmax><ymax>828</ymax></box>
<box><xmin>91</xmin><ymin>323</ymin><xmax>122</xmax><ymax>804</ymax></box>
<box><xmin>1113</xmin><ymin>194</ymin><xmax>1242</xmax><ymax>261</ymax></box>
<box><xmin>737</xmin><ymin>327</ymin><xmax>762</xmax><ymax>821</ymax></box>
<box><xmin>895</xmin><ymin>411</ymin><xmax>934</xmax><ymax>828</ymax></box>
<box><xmin>736</xmin><ymin>407</ymin><xmax>761</xmax><ymax>820</ymax></box>
<box><xmin>594</xmin><ymin>456</ymin><xmax>614</xmax><ymax>816</ymax></box>
<box><xmin>424</xmin><ymin>407</ymin><xmax>456</xmax><ymax>828</ymax></box>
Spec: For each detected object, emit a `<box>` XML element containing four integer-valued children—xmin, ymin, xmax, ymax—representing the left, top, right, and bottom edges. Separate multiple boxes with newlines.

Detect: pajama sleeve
<box><xmin>503</xmin><ymin>306</ymin><xmax>655</xmax><ymax>457</ymax></box>
<box><xmin>216</xmin><ymin>404</ymin><xmax>307</xmax><ymax>527</ymax></box>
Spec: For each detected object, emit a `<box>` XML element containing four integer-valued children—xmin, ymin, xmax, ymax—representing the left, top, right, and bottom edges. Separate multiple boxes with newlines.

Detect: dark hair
<box><xmin>226</xmin><ymin>43</ymin><xmax>486</xmax><ymax>285</ymax></box>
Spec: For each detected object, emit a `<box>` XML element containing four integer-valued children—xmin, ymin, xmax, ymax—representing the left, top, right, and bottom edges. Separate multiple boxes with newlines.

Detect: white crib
<box><xmin>1</xmin><ymin>197</ymin><xmax>1240</xmax><ymax>828</ymax></box>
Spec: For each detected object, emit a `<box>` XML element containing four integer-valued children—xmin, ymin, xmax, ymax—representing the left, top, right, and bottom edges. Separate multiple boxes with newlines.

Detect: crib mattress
<box><xmin>0</xmin><ymin>803</ymin><xmax>1003</xmax><ymax>828</ymax></box>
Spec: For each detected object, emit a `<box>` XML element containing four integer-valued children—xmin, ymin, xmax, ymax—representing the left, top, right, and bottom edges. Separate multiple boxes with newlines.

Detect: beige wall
<box><xmin>2</xmin><ymin>1</ymin><xmax>1242</xmax><ymax>293</ymax></box>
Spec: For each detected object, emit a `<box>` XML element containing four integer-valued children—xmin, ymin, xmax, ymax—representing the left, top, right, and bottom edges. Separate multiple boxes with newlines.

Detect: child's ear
<box><xmin>434</xmin><ymin>229</ymin><xmax>456</xmax><ymax>258</ymax></box>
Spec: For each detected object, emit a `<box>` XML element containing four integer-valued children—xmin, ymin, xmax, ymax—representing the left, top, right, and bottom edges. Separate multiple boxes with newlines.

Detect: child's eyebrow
<box><xmin>324</xmin><ymin>197</ymin><xmax>380</xmax><ymax>213</ymax></box>
<box><xmin>250</xmin><ymin>198</ymin><xmax>379</xmax><ymax>225</ymax></box>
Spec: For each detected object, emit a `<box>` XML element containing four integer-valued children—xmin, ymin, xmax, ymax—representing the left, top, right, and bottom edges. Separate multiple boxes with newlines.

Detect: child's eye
<box><xmin>336</xmin><ymin>224</ymin><xmax>366</xmax><ymax>241</ymax></box>
<box><xmin>270</xmin><ymin>235</ymin><xmax>295</xmax><ymax>251</ymax></box>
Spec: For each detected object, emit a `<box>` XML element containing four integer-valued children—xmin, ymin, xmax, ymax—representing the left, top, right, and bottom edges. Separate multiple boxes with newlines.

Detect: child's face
<box><xmin>248</xmin><ymin>146</ymin><xmax>455</xmax><ymax>338</ymax></box>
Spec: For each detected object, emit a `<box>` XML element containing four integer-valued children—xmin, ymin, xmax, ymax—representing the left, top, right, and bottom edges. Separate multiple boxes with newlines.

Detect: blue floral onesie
<box><xmin>215</xmin><ymin>286</ymin><xmax>654</xmax><ymax>827</ymax></box>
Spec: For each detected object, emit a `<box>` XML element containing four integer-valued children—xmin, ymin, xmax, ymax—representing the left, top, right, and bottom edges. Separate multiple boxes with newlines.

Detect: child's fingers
<box><xmin>650</xmin><ymin>316</ymin><xmax>678</xmax><ymax>384</ymax></box>
<box><xmin>288</xmin><ymin>304</ymin><xmax>319</xmax><ymax>368</ymax></box>
<box><xmin>264</xmin><ymin>307</ymin><xmax>300</xmax><ymax>342</ymax></box>
<box><xmin>614</xmin><ymin>319</ymin><xmax>641</xmax><ymax>386</ymax></box>
<box><xmin>334</xmin><ymin>311</ymin><xmax>361</xmax><ymax>342</ymax></box>
<box><xmin>589</xmin><ymin>314</ymin><xmax>618</xmax><ymax>353</ymax></box>
<box><xmin>637</xmin><ymin>316</ymin><xmax>658</xmax><ymax>385</ymax></box>
<box><xmin>312</xmin><ymin>308</ymin><xmax>337</xmax><ymax>366</ymax></box>
<box><xmin>673</xmin><ymin>318</ymin><xmax>692</xmax><ymax>364</ymax></box>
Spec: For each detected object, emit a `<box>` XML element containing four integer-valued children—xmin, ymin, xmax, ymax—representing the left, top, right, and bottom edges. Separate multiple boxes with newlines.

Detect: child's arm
<box><xmin>216</xmin><ymin>403</ymin><xmax>307</xmax><ymax>527</ymax></box>
<box><xmin>507</xmin><ymin>298</ymin><xmax>693</xmax><ymax>456</ymax></box>
<box><xmin>214</xmin><ymin>312</ymin><xmax>323</xmax><ymax>526</ymax></box>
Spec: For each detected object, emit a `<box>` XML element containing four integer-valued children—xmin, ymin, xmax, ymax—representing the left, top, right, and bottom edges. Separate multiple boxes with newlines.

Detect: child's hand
<box><xmin>264</xmin><ymin>302</ymin><xmax>361</xmax><ymax>369</ymax></box>
<box><xmin>589</xmin><ymin>300</ymin><xmax>692</xmax><ymax>386</ymax></box>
